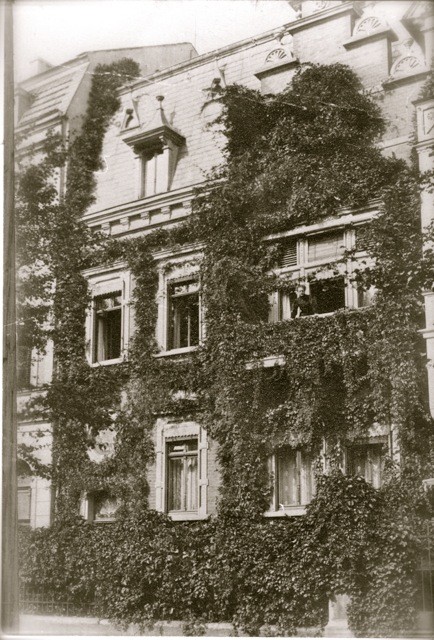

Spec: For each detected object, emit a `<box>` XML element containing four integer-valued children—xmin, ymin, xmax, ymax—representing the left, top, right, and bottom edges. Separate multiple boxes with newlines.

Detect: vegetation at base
<box><xmin>17</xmin><ymin>61</ymin><xmax>434</xmax><ymax>636</ymax></box>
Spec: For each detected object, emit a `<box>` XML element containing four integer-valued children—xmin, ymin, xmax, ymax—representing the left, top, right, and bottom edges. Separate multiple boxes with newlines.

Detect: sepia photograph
<box><xmin>2</xmin><ymin>0</ymin><xmax>434</xmax><ymax>637</ymax></box>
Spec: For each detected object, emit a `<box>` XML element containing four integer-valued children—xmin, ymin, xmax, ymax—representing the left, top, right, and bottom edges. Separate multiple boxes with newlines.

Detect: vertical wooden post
<box><xmin>2</xmin><ymin>0</ymin><xmax>19</xmax><ymax>633</ymax></box>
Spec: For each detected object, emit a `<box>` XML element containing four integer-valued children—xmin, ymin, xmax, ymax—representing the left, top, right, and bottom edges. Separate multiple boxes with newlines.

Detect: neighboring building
<box><xmin>16</xmin><ymin>0</ymin><xmax>434</xmax><ymax>631</ymax></box>
<box><xmin>15</xmin><ymin>42</ymin><xmax>198</xmax><ymax>528</ymax></box>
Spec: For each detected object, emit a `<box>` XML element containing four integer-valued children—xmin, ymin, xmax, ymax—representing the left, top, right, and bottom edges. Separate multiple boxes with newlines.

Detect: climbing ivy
<box><xmin>18</xmin><ymin>62</ymin><xmax>434</xmax><ymax>636</ymax></box>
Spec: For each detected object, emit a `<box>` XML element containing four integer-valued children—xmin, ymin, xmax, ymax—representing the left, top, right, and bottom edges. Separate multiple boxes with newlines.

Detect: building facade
<box><xmin>16</xmin><ymin>0</ymin><xmax>434</xmax><ymax>632</ymax></box>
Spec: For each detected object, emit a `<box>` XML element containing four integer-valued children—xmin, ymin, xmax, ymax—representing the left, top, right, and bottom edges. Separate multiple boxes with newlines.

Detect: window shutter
<box><xmin>280</xmin><ymin>241</ymin><xmax>297</xmax><ymax>268</ymax></box>
<box><xmin>308</xmin><ymin>232</ymin><xmax>344</xmax><ymax>262</ymax></box>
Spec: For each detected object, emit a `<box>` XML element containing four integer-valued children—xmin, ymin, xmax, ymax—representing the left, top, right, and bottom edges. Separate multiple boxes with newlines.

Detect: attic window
<box><xmin>122</xmin><ymin>95</ymin><xmax>185</xmax><ymax>197</ymax></box>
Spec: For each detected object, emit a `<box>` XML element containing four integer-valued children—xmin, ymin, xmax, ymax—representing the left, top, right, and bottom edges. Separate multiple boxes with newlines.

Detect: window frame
<box><xmin>268</xmin><ymin>222</ymin><xmax>372</xmax><ymax>322</ymax></box>
<box><xmin>345</xmin><ymin>439</ymin><xmax>388</xmax><ymax>489</ymax></box>
<box><xmin>155</xmin><ymin>419</ymin><xmax>209</xmax><ymax>521</ymax></box>
<box><xmin>17</xmin><ymin>486</ymin><xmax>32</xmax><ymax>526</ymax></box>
<box><xmin>85</xmin><ymin>267</ymin><xmax>131</xmax><ymax>367</ymax></box>
<box><xmin>80</xmin><ymin>490</ymin><xmax>119</xmax><ymax>523</ymax></box>
<box><xmin>166</xmin><ymin>439</ymin><xmax>199</xmax><ymax>514</ymax></box>
<box><xmin>167</xmin><ymin>278</ymin><xmax>200</xmax><ymax>352</ymax></box>
<box><xmin>154</xmin><ymin>250</ymin><xmax>203</xmax><ymax>357</ymax></box>
<box><xmin>265</xmin><ymin>447</ymin><xmax>317</xmax><ymax>517</ymax></box>
<box><xmin>93</xmin><ymin>291</ymin><xmax>123</xmax><ymax>364</ymax></box>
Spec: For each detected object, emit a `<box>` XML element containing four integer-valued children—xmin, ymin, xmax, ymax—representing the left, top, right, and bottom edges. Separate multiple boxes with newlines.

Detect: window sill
<box><xmin>264</xmin><ymin>506</ymin><xmax>307</xmax><ymax>517</ymax></box>
<box><xmin>90</xmin><ymin>357</ymin><xmax>124</xmax><ymax>367</ymax></box>
<box><xmin>92</xmin><ymin>518</ymin><xmax>116</xmax><ymax>524</ymax></box>
<box><xmin>168</xmin><ymin>512</ymin><xmax>209</xmax><ymax>522</ymax></box>
<box><xmin>155</xmin><ymin>346</ymin><xmax>198</xmax><ymax>358</ymax></box>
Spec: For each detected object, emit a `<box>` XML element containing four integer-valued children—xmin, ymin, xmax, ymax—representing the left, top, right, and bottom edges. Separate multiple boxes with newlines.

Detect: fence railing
<box><xmin>19</xmin><ymin>585</ymin><xmax>96</xmax><ymax>617</ymax></box>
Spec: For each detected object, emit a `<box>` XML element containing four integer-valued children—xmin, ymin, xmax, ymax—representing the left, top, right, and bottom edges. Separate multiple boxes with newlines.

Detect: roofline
<box><xmin>119</xmin><ymin>23</ymin><xmax>291</xmax><ymax>93</ymax></box>
<box><xmin>81</xmin><ymin>42</ymin><xmax>197</xmax><ymax>55</ymax></box>
<box><xmin>18</xmin><ymin>42</ymin><xmax>198</xmax><ymax>87</ymax></box>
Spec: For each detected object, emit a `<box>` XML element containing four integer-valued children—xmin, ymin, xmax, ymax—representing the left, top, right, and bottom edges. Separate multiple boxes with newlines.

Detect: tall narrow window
<box><xmin>93</xmin><ymin>292</ymin><xmax>122</xmax><ymax>363</ymax></box>
<box><xmin>18</xmin><ymin>487</ymin><xmax>31</xmax><ymax>526</ymax></box>
<box><xmin>275</xmin><ymin>448</ymin><xmax>315</xmax><ymax>508</ymax></box>
<box><xmin>142</xmin><ymin>150</ymin><xmax>166</xmax><ymax>197</ymax></box>
<box><xmin>17</xmin><ymin>345</ymin><xmax>32</xmax><ymax>388</ymax></box>
<box><xmin>347</xmin><ymin>443</ymin><xmax>385</xmax><ymax>489</ymax></box>
<box><xmin>168</xmin><ymin>280</ymin><xmax>199</xmax><ymax>350</ymax></box>
<box><xmin>167</xmin><ymin>440</ymin><xmax>198</xmax><ymax>513</ymax></box>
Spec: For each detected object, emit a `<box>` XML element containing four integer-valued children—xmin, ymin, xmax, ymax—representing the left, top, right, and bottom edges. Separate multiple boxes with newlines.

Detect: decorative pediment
<box><xmin>390</xmin><ymin>53</ymin><xmax>426</xmax><ymax>78</ymax></box>
<box><xmin>120</xmin><ymin>99</ymin><xmax>140</xmax><ymax>132</ymax></box>
<box><xmin>265</xmin><ymin>48</ymin><xmax>288</xmax><ymax>64</ymax></box>
<box><xmin>343</xmin><ymin>10</ymin><xmax>398</xmax><ymax>49</ymax></box>
<box><xmin>354</xmin><ymin>14</ymin><xmax>386</xmax><ymax>37</ymax></box>
<box><xmin>255</xmin><ymin>39</ymin><xmax>299</xmax><ymax>81</ymax></box>
<box><xmin>122</xmin><ymin>96</ymin><xmax>185</xmax><ymax>154</ymax></box>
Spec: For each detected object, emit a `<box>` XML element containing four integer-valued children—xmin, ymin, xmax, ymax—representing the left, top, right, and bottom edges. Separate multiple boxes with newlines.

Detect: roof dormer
<box><xmin>122</xmin><ymin>96</ymin><xmax>185</xmax><ymax>198</ymax></box>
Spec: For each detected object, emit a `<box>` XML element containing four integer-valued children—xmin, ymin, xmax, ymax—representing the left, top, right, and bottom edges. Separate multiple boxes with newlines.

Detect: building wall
<box><xmin>16</xmin><ymin>0</ymin><xmax>432</xmax><ymax>527</ymax></box>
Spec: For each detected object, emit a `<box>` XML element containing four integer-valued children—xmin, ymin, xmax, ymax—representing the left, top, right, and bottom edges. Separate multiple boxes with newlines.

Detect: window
<box><xmin>92</xmin><ymin>491</ymin><xmax>118</xmax><ymax>522</ymax></box>
<box><xmin>307</xmin><ymin>232</ymin><xmax>344</xmax><ymax>263</ymax></box>
<box><xmin>167</xmin><ymin>439</ymin><xmax>198</xmax><ymax>513</ymax></box>
<box><xmin>347</xmin><ymin>442</ymin><xmax>385</xmax><ymax>489</ymax></box>
<box><xmin>155</xmin><ymin>420</ymin><xmax>208</xmax><ymax>520</ymax></box>
<box><xmin>141</xmin><ymin>150</ymin><xmax>167</xmax><ymax>197</ymax></box>
<box><xmin>272</xmin><ymin>448</ymin><xmax>315</xmax><ymax>511</ymax></box>
<box><xmin>167</xmin><ymin>280</ymin><xmax>199</xmax><ymax>350</ymax></box>
<box><xmin>18</xmin><ymin>487</ymin><xmax>31</xmax><ymax>526</ymax></box>
<box><xmin>93</xmin><ymin>292</ymin><xmax>122</xmax><ymax>363</ymax></box>
<box><xmin>17</xmin><ymin>345</ymin><xmax>32</xmax><ymax>388</ymax></box>
<box><xmin>310</xmin><ymin>276</ymin><xmax>346</xmax><ymax>314</ymax></box>
<box><xmin>81</xmin><ymin>491</ymin><xmax>118</xmax><ymax>522</ymax></box>
<box><xmin>268</xmin><ymin>226</ymin><xmax>373</xmax><ymax>321</ymax></box>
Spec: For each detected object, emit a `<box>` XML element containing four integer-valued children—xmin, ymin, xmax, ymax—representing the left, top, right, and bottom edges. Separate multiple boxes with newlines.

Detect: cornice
<box><xmin>263</xmin><ymin>204</ymin><xmax>379</xmax><ymax>242</ymax></box>
<box><xmin>285</xmin><ymin>2</ymin><xmax>361</xmax><ymax>35</ymax></box>
<box><xmin>343</xmin><ymin>26</ymin><xmax>398</xmax><ymax>50</ymax></box>
<box><xmin>83</xmin><ymin>183</ymin><xmax>202</xmax><ymax>225</ymax></box>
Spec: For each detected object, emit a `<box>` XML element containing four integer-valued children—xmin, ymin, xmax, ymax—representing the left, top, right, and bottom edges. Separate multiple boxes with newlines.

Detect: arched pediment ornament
<box><xmin>312</xmin><ymin>1</ymin><xmax>332</xmax><ymax>13</ymax></box>
<box><xmin>265</xmin><ymin>48</ymin><xmax>288</xmax><ymax>64</ymax></box>
<box><xmin>354</xmin><ymin>14</ymin><xmax>387</xmax><ymax>37</ymax></box>
<box><xmin>390</xmin><ymin>54</ymin><xmax>425</xmax><ymax>78</ymax></box>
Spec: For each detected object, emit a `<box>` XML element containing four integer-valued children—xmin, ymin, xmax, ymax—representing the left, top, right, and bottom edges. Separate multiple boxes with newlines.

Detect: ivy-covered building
<box><xmin>17</xmin><ymin>1</ymin><xmax>434</xmax><ymax>636</ymax></box>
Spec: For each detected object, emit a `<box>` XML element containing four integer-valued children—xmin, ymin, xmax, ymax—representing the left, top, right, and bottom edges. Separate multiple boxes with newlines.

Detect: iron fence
<box><xmin>19</xmin><ymin>584</ymin><xmax>96</xmax><ymax>617</ymax></box>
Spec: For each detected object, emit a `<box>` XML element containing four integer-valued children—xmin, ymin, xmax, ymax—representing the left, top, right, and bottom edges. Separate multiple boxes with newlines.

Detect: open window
<box><xmin>93</xmin><ymin>292</ymin><xmax>122</xmax><ymax>363</ymax></box>
<box><xmin>309</xmin><ymin>276</ymin><xmax>346</xmax><ymax>314</ymax></box>
<box><xmin>167</xmin><ymin>280</ymin><xmax>199</xmax><ymax>351</ymax></box>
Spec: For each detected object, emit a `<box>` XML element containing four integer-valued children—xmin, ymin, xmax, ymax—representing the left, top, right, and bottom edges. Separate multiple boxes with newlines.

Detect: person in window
<box><xmin>291</xmin><ymin>285</ymin><xmax>315</xmax><ymax>319</ymax></box>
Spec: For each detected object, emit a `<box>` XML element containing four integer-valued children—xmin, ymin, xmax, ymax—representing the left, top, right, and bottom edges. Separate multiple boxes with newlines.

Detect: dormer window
<box><xmin>122</xmin><ymin>95</ymin><xmax>185</xmax><ymax>199</ymax></box>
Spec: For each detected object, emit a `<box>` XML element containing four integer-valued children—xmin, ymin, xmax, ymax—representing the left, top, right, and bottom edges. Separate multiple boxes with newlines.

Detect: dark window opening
<box><xmin>168</xmin><ymin>280</ymin><xmax>199</xmax><ymax>350</ymax></box>
<box><xmin>310</xmin><ymin>277</ymin><xmax>345</xmax><ymax>314</ymax></box>
<box><xmin>93</xmin><ymin>293</ymin><xmax>122</xmax><ymax>362</ymax></box>
<box><xmin>167</xmin><ymin>439</ymin><xmax>198</xmax><ymax>512</ymax></box>
<box><xmin>17</xmin><ymin>345</ymin><xmax>32</xmax><ymax>389</ymax></box>
<box><xmin>347</xmin><ymin>443</ymin><xmax>385</xmax><ymax>489</ymax></box>
<box><xmin>92</xmin><ymin>491</ymin><xmax>118</xmax><ymax>522</ymax></box>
